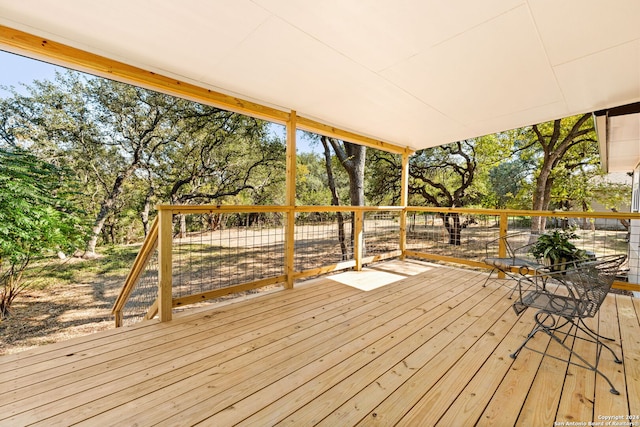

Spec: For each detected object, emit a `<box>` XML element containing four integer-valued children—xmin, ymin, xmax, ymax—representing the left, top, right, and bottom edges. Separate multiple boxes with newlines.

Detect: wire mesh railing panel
<box><xmin>363</xmin><ymin>211</ymin><xmax>400</xmax><ymax>256</ymax></box>
<box><xmin>294</xmin><ymin>212</ymin><xmax>354</xmax><ymax>272</ymax></box>
<box><xmin>530</xmin><ymin>215</ymin><xmax>628</xmax><ymax>255</ymax></box>
<box><xmin>405</xmin><ymin>209</ymin><xmax>636</xmax><ymax>286</ymax></box>
<box><xmin>172</xmin><ymin>212</ymin><xmax>285</xmax><ymax>299</ymax></box>
<box><xmin>121</xmin><ymin>249</ymin><xmax>158</xmax><ymax>326</ymax></box>
<box><xmin>406</xmin><ymin>210</ymin><xmax>499</xmax><ymax>262</ymax></box>
<box><xmin>628</xmin><ymin>219</ymin><xmax>640</xmax><ymax>284</ymax></box>
<box><xmin>115</xmin><ymin>207</ymin><xmax>640</xmax><ymax>326</ymax></box>
<box><xmin>526</xmin><ymin>214</ymin><xmax>632</xmax><ymax>280</ymax></box>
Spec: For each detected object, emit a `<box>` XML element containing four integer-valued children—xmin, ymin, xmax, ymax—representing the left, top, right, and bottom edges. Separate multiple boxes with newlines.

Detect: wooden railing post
<box><xmin>497</xmin><ymin>212</ymin><xmax>509</xmax><ymax>279</ymax></box>
<box><xmin>354</xmin><ymin>210</ymin><xmax>364</xmax><ymax>271</ymax></box>
<box><xmin>285</xmin><ymin>111</ymin><xmax>297</xmax><ymax>289</ymax></box>
<box><xmin>157</xmin><ymin>208</ymin><xmax>173</xmax><ymax>322</ymax></box>
<box><xmin>115</xmin><ymin>311</ymin><xmax>123</xmax><ymax>328</ymax></box>
<box><xmin>399</xmin><ymin>151</ymin><xmax>409</xmax><ymax>259</ymax></box>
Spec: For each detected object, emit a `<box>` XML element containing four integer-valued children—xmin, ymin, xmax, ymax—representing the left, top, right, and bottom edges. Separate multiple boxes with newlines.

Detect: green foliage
<box><xmin>529</xmin><ymin>229</ymin><xmax>586</xmax><ymax>265</ymax></box>
<box><xmin>366</xmin><ymin>150</ymin><xmax>402</xmax><ymax>205</ymax></box>
<box><xmin>296</xmin><ymin>135</ymin><xmax>353</xmax><ymax>206</ymax></box>
<box><xmin>408</xmin><ymin>140</ymin><xmax>478</xmax><ymax>207</ymax></box>
<box><xmin>514</xmin><ymin>114</ymin><xmax>599</xmax><ymax>212</ymax></box>
<box><xmin>0</xmin><ymin>148</ymin><xmax>88</xmax><ymax>318</ymax></box>
<box><xmin>2</xmin><ymin>70</ymin><xmax>285</xmax><ymax>252</ymax></box>
<box><xmin>487</xmin><ymin>159</ymin><xmax>532</xmax><ymax>208</ymax></box>
<box><xmin>0</xmin><ymin>60</ymin><xmax>630</xmax><ymax>316</ymax></box>
<box><xmin>592</xmin><ymin>180</ymin><xmax>631</xmax><ymax>211</ymax></box>
<box><xmin>296</xmin><ymin>153</ymin><xmax>334</xmax><ymax>205</ymax></box>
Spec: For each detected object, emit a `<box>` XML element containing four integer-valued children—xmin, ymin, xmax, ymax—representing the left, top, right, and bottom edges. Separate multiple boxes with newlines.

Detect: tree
<box><xmin>4</xmin><ymin>73</ymin><xmax>188</xmax><ymax>256</ymax></box>
<box><xmin>296</xmin><ymin>152</ymin><xmax>335</xmax><ymax>206</ymax></box>
<box><xmin>0</xmin><ymin>148</ymin><xmax>87</xmax><ymax>319</ymax></box>
<box><xmin>369</xmin><ymin>140</ymin><xmax>481</xmax><ymax>245</ymax></box>
<box><xmin>319</xmin><ymin>136</ymin><xmax>367</xmax><ymax>259</ymax></box>
<box><xmin>162</xmin><ymin>113</ymin><xmax>283</xmax><ymax>206</ymax></box>
<box><xmin>410</xmin><ymin>141</ymin><xmax>478</xmax><ymax>245</ymax></box>
<box><xmin>366</xmin><ymin>150</ymin><xmax>402</xmax><ymax>205</ymax></box>
<box><xmin>161</xmin><ymin>115</ymin><xmax>285</xmax><ymax>236</ymax></box>
<box><xmin>320</xmin><ymin>136</ymin><xmax>366</xmax><ymax>206</ymax></box>
<box><xmin>513</xmin><ymin>114</ymin><xmax>597</xmax><ymax>232</ymax></box>
<box><xmin>2</xmin><ymin>71</ymin><xmax>285</xmax><ymax>254</ymax></box>
<box><xmin>486</xmin><ymin>158</ymin><xmax>532</xmax><ymax>209</ymax></box>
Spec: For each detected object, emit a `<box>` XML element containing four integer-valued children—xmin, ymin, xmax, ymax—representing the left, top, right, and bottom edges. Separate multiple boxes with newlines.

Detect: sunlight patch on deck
<box><xmin>328</xmin><ymin>268</ymin><xmax>407</xmax><ymax>291</ymax></box>
<box><xmin>370</xmin><ymin>259</ymin><xmax>438</xmax><ymax>277</ymax></box>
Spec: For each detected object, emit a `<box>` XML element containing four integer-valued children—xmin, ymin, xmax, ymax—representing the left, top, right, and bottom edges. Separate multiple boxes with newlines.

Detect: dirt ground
<box><xmin>1</xmin><ymin>262</ymin><xmax>633</xmax><ymax>357</ymax></box>
<box><xmin>0</xmin><ymin>271</ymin><xmax>123</xmax><ymax>356</ymax></box>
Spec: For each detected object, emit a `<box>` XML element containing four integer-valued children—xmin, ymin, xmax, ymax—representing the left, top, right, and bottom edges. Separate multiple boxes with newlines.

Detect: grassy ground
<box><xmin>0</xmin><ymin>246</ymin><xmax>138</xmax><ymax>356</ymax></box>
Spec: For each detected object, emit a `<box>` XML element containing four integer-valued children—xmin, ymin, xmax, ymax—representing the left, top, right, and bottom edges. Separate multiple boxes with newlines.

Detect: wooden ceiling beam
<box><xmin>296</xmin><ymin>116</ymin><xmax>411</xmax><ymax>155</ymax></box>
<box><xmin>0</xmin><ymin>24</ymin><xmax>289</xmax><ymax>123</ymax></box>
<box><xmin>0</xmin><ymin>24</ymin><xmax>411</xmax><ymax>155</ymax></box>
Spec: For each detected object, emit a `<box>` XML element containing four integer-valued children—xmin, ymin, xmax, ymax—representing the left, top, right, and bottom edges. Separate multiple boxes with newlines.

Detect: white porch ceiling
<box><xmin>595</xmin><ymin>105</ymin><xmax>640</xmax><ymax>173</ymax></box>
<box><xmin>1</xmin><ymin>0</ymin><xmax>640</xmax><ymax>153</ymax></box>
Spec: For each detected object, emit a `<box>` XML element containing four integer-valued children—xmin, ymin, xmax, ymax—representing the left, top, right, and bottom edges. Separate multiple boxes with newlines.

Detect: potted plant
<box><xmin>530</xmin><ymin>229</ymin><xmax>587</xmax><ymax>270</ymax></box>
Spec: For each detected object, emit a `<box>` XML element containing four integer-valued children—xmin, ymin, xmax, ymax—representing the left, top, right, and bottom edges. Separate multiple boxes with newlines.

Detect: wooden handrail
<box><xmin>405</xmin><ymin>206</ymin><xmax>640</xmax><ymax>220</ymax></box>
<box><xmin>156</xmin><ymin>204</ymin><xmax>404</xmax><ymax>214</ymax></box>
<box><xmin>157</xmin><ymin>203</ymin><xmax>640</xmax><ymax>220</ymax></box>
<box><xmin>112</xmin><ymin>216</ymin><xmax>159</xmax><ymax>327</ymax></box>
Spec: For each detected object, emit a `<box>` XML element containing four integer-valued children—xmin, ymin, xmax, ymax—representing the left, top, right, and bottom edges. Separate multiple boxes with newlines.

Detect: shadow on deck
<box><xmin>1</xmin><ymin>259</ymin><xmax>638</xmax><ymax>426</ymax></box>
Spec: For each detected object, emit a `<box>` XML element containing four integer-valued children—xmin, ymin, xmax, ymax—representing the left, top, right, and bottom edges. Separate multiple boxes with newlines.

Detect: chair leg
<box><xmin>483</xmin><ymin>269</ymin><xmax>520</xmax><ymax>300</ymax></box>
<box><xmin>574</xmin><ymin>318</ymin><xmax>622</xmax><ymax>363</ymax></box>
<box><xmin>482</xmin><ymin>268</ymin><xmax>496</xmax><ymax>287</ymax></box>
<box><xmin>510</xmin><ymin>311</ymin><xmax>559</xmax><ymax>359</ymax></box>
<box><xmin>510</xmin><ymin>310</ymin><xmax>621</xmax><ymax>395</ymax></box>
<box><xmin>576</xmin><ymin>317</ymin><xmax>616</xmax><ymax>343</ymax></box>
<box><xmin>510</xmin><ymin>325</ymin><xmax>541</xmax><ymax>360</ymax></box>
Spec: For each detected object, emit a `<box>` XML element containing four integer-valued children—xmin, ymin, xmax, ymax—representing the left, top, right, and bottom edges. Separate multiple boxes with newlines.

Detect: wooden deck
<box><xmin>1</xmin><ymin>259</ymin><xmax>639</xmax><ymax>426</ymax></box>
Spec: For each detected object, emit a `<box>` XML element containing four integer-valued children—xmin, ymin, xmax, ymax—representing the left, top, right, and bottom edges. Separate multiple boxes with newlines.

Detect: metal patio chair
<box><xmin>482</xmin><ymin>231</ymin><xmax>545</xmax><ymax>297</ymax></box>
<box><xmin>510</xmin><ymin>254</ymin><xmax>626</xmax><ymax>395</ymax></box>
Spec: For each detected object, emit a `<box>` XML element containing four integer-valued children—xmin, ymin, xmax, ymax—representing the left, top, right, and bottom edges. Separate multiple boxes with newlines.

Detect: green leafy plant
<box><xmin>0</xmin><ymin>148</ymin><xmax>89</xmax><ymax>319</ymax></box>
<box><xmin>530</xmin><ymin>229</ymin><xmax>587</xmax><ymax>268</ymax></box>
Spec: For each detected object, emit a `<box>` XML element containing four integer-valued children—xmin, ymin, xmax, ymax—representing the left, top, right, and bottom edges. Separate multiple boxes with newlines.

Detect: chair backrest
<box><xmin>560</xmin><ymin>255</ymin><xmax>626</xmax><ymax>318</ymax></box>
<box><xmin>504</xmin><ymin>232</ymin><xmax>538</xmax><ymax>258</ymax></box>
<box><xmin>486</xmin><ymin>231</ymin><xmax>538</xmax><ymax>259</ymax></box>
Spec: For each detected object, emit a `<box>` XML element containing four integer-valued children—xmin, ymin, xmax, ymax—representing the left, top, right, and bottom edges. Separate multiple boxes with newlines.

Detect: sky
<box><xmin>0</xmin><ymin>50</ymin><xmax>64</xmax><ymax>95</ymax></box>
<box><xmin>0</xmin><ymin>49</ymin><xmax>319</xmax><ymax>153</ymax></box>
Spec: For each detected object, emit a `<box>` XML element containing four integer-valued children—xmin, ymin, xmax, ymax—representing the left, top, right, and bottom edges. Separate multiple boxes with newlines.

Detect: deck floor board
<box><xmin>0</xmin><ymin>259</ymin><xmax>637</xmax><ymax>426</ymax></box>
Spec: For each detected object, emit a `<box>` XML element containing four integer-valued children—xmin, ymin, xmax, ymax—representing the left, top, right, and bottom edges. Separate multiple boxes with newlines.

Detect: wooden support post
<box><xmin>285</xmin><ymin>111</ymin><xmax>297</xmax><ymax>289</ymax></box>
<box><xmin>115</xmin><ymin>311</ymin><xmax>123</xmax><ymax>328</ymax></box>
<box><xmin>157</xmin><ymin>208</ymin><xmax>173</xmax><ymax>322</ymax></box>
<box><xmin>399</xmin><ymin>151</ymin><xmax>410</xmax><ymax>259</ymax></box>
<box><xmin>354</xmin><ymin>210</ymin><xmax>364</xmax><ymax>271</ymax></box>
<box><xmin>497</xmin><ymin>212</ymin><xmax>509</xmax><ymax>279</ymax></box>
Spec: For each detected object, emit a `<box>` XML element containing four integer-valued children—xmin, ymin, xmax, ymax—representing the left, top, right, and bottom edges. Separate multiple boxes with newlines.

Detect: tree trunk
<box><xmin>179</xmin><ymin>214</ymin><xmax>187</xmax><ymax>238</ymax></box>
<box><xmin>346</xmin><ymin>143</ymin><xmax>366</xmax><ymax>206</ymax></box>
<box><xmin>140</xmin><ymin>186</ymin><xmax>154</xmax><ymax>237</ymax></box>
<box><xmin>346</xmin><ymin>144</ymin><xmax>366</xmax><ymax>252</ymax></box>
<box><xmin>322</xmin><ymin>138</ymin><xmax>349</xmax><ymax>259</ymax></box>
<box><xmin>531</xmin><ymin>166</ymin><xmax>553</xmax><ymax>233</ymax></box>
<box><xmin>323</xmin><ymin>137</ymin><xmax>367</xmax><ymax>257</ymax></box>
<box><xmin>84</xmin><ymin>168</ymin><xmax>135</xmax><ymax>257</ymax></box>
<box><xmin>85</xmin><ymin>205</ymin><xmax>111</xmax><ymax>257</ymax></box>
<box><xmin>442</xmin><ymin>213</ymin><xmax>463</xmax><ymax>245</ymax></box>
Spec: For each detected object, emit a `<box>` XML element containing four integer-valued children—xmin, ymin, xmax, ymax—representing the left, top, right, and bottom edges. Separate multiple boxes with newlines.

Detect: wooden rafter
<box><xmin>0</xmin><ymin>24</ymin><xmax>410</xmax><ymax>155</ymax></box>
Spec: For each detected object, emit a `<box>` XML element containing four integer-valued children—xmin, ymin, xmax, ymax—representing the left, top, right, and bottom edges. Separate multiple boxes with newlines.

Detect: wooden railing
<box><xmin>404</xmin><ymin>207</ymin><xmax>640</xmax><ymax>292</ymax></box>
<box><xmin>112</xmin><ymin>216</ymin><xmax>158</xmax><ymax>327</ymax></box>
<box><xmin>113</xmin><ymin>205</ymin><xmax>640</xmax><ymax>326</ymax></box>
<box><xmin>112</xmin><ymin>205</ymin><xmax>403</xmax><ymax>326</ymax></box>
